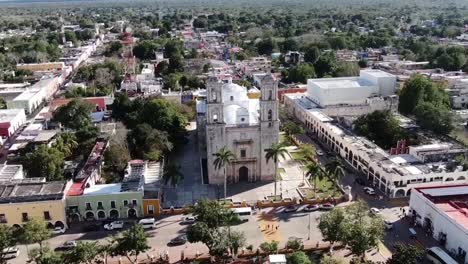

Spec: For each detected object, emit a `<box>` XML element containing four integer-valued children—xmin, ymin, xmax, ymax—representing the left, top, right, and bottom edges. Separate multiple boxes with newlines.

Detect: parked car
<box><xmin>55</xmin><ymin>241</ymin><xmax>77</xmax><ymax>251</ymax></box>
<box><xmin>363</xmin><ymin>187</ymin><xmax>375</xmax><ymax>195</ymax></box>
<box><xmin>370</xmin><ymin>207</ymin><xmax>381</xmax><ymax>215</ymax></box>
<box><xmin>104</xmin><ymin>221</ymin><xmax>124</xmax><ymax>230</ymax></box>
<box><xmin>304</xmin><ymin>204</ymin><xmax>319</xmax><ymax>212</ymax></box>
<box><xmin>384</xmin><ymin>220</ymin><xmax>393</xmax><ymax>230</ymax></box>
<box><xmin>138</xmin><ymin>218</ymin><xmax>156</xmax><ymax>229</ymax></box>
<box><xmin>319</xmin><ymin>203</ymin><xmax>334</xmax><ymax>211</ymax></box>
<box><xmin>1</xmin><ymin>247</ymin><xmax>19</xmax><ymax>260</ymax></box>
<box><xmin>83</xmin><ymin>223</ymin><xmax>101</xmax><ymax>232</ymax></box>
<box><xmin>180</xmin><ymin>216</ymin><xmax>196</xmax><ymax>225</ymax></box>
<box><xmin>52</xmin><ymin>226</ymin><xmax>66</xmax><ymax>234</ymax></box>
<box><xmin>354</xmin><ymin>178</ymin><xmax>365</xmax><ymax>185</ymax></box>
<box><xmin>169</xmin><ymin>235</ymin><xmax>187</xmax><ymax>246</ymax></box>
<box><xmin>284</xmin><ymin>205</ymin><xmax>297</xmax><ymax>213</ymax></box>
<box><xmin>315</xmin><ymin>149</ymin><xmax>324</xmax><ymax>156</ymax></box>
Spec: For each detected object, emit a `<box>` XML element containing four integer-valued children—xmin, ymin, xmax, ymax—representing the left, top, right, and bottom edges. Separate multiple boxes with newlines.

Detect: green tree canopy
<box><xmin>288</xmin><ymin>251</ymin><xmax>312</xmax><ymax>264</ymax></box>
<box><xmin>23</xmin><ymin>145</ymin><xmax>65</xmax><ymax>181</ymax></box>
<box><xmin>53</xmin><ymin>99</ymin><xmax>94</xmax><ymax>130</ymax></box>
<box><xmin>386</xmin><ymin>244</ymin><xmax>424</xmax><ymax>264</ymax></box>
<box><xmin>286</xmin><ymin>63</ymin><xmax>316</xmax><ymax>83</ymax></box>
<box><xmin>110</xmin><ymin>224</ymin><xmax>150</xmax><ymax>264</ymax></box>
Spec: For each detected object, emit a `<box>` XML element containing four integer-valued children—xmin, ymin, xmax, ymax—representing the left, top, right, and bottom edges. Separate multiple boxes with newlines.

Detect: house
<box><xmin>0</xmin><ymin>109</ymin><xmax>26</xmax><ymax>138</ymax></box>
<box><xmin>409</xmin><ymin>185</ymin><xmax>468</xmax><ymax>263</ymax></box>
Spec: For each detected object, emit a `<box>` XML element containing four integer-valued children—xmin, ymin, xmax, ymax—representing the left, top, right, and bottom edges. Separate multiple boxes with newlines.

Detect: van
<box><xmin>138</xmin><ymin>218</ymin><xmax>156</xmax><ymax>229</ymax></box>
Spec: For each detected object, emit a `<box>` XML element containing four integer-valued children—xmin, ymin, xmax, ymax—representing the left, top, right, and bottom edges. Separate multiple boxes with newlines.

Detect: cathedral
<box><xmin>197</xmin><ymin>74</ymin><xmax>280</xmax><ymax>185</ymax></box>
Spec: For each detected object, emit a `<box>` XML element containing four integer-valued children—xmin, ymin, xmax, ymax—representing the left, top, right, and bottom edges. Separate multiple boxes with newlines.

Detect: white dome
<box><xmin>222</xmin><ymin>82</ymin><xmax>249</xmax><ymax>103</ymax></box>
<box><xmin>224</xmin><ymin>105</ymin><xmax>251</xmax><ymax>125</ymax></box>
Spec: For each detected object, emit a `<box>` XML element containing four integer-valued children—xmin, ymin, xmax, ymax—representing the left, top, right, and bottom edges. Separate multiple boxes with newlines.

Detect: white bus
<box><xmin>426</xmin><ymin>247</ymin><xmax>458</xmax><ymax>264</ymax></box>
<box><xmin>231</xmin><ymin>207</ymin><xmax>252</xmax><ymax>222</ymax></box>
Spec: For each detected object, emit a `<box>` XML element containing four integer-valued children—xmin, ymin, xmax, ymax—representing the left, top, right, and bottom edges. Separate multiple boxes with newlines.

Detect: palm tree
<box><xmin>163</xmin><ymin>162</ymin><xmax>184</xmax><ymax>187</ymax></box>
<box><xmin>265</xmin><ymin>143</ymin><xmax>288</xmax><ymax>197</ymax></box>
<box><xmin>296</xmin><ymin>143</ymin><xmax>316</xmax><ymax>163</ymax></box>
<box><xmin>213</xmin><ymin>147</ymin><xmax>235</xmax><ymax>199</ymax></box>
<box><xmin>304</xmin><ymin>161</ymin><xmax>323</xmax><ymax>197</ymax></box>
<box><xmin>325</xmin><ymin>158</ymin><xmax>345</xmax><ymax>196</ymax></box>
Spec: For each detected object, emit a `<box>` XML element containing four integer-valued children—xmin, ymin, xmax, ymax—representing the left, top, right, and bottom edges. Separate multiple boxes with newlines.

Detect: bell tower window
<box><xmin>268</xmin><ymin>110</ymin><xmax>272</xmax><ymax>120</ymax></box>
<box><xmin>268</xmin><ymin>90</ymin><xmax>272</xmax><ymax>100</ymax></box>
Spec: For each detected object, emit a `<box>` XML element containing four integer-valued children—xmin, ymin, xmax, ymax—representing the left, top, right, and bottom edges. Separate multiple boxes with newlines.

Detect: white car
<box><xmin>104</xmin><ymin>221</ymin><xmax>124</xmax><ymax>230</ymax></box>
<box><xmin>181</xmin><ymin>216</ymin><xmax>196</xmax><ymax>225</ymax></box>
<box><xmin>138</xmin><ymin>218</ymin><xmax>156</xmax><ymax>229</ymax></box>
<box><xmin>1</xmin><ymin>247</ymin><xmax>19</xmax><ymax>259</ymax></box>
<box><xmin>315</xmin><ymin>149</ymin><xmax>324</xmax><ymax>156</ymax></box>
<box><xmin>363</xmin><ymin>187</ymin><xmax>375</xmax><ymax>195</ymax></box>
<box><xmin>52</xmin><ymin>226</ymin><xmax>66</xmax><ymax>234</ymax></box>
<box><xmin>370</xmin><ymin>207</ymin><xmax>381</xmax><ymax>215</ymax></box>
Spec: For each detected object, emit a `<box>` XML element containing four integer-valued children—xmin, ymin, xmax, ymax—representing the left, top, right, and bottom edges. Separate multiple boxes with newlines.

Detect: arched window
<box><xmin>213</xmin><ymin>114</ymin><xmax>218</xmax><ymax>122</ymax></box>
<box><xmin>268</xmin><ymin>90</ymin><xmax>272</xmax><ymax>100</ymax></box>
<box><xmin>267</xmin><ymin>109</ymin><xmax>272</xmax><ymax>120</ymax></box>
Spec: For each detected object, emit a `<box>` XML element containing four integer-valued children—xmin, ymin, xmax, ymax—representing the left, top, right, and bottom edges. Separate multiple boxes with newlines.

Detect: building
<box><xmin>284</xmin><ymin>51</ymin><xmax>303</xmax><ymax>64</ymax></box>
<box><xmin>66</xmin><ymin>160</ymin><xmax>158</xmax><ymax>221</ymax></box>
<box><xmin>307</xmin><ymin>70</ymin><xmax>396</xmax><ymax>107</ymax></box>
<box><xmin>409</xmin><ymin>185</ymin><xmax>468</xmax><ymax>263</ymax></box>
<box><xmin>283</xmin><ymin>71</ymin><xmax>468</xmax><ymax>198</ymax></box>
<box><xmin>197</xmin><ymin>74</ymin><xmax>279</xmax><ymax>185</ymax></box>
<box><xmin>0</xmin><ymin>109</ymin><xmax>27</xmax><ymax>138</ymax></box>
<box><xmin>0</xmin><ymin>164</ymin><xmax>24</xmax><ymax>182</ymax></box>
<box><xmin>0</xmin><ymin>178</ymin><xmax>70</xmax><ymax>229</ymax></box>
<box><xmin>285</xmin><ymin>70</ymin><xmax>398</xmax><ymax>118</ymax></box>
<box><xmin>16</xmin><ymin>62</ymin><xmax>65</xmax><ymax>72</ymax></box>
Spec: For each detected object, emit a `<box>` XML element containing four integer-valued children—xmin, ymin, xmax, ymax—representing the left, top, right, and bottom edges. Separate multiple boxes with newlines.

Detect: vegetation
<box><xmin>319</xmin><ymin>200</ymin><xmax>384</xmax><ymax>260</ymax></box>
<box><xmin>0</xmin><ymin>225</ymin><xmax>15</xmax><ymax>264</ymax></box>
<box><xmin>354</xmin><ymin>110</ymin><xmax>411</xmax><ymax>150</ymax></box>
<box><xmin>213</xmin><ymin>147</ymin><xmax>235</xmax><ymax>199</ymax></box>
<box><xmin>398</xmin><ymin>75</ymin><xmax>453</xmax><ymax>135</ymax></box>
<box><xmin>187</xmin><ymin>199</ymin><xmax>245</xmax><ymax>262</ymax></box>
<box><xmin>102</xmin><ymin>140</ymin><xmax>131</xmax><ymax>183</ymax></box>
<box><xmin>110</xmin><ymin>225</ymin><xmax>150</xmax><ymax>264</ymax></box>
<box><xmin>259</xmin><ymin>240</ymin><xmax>279</xmax><ymax>254</ymax></box>
<box><xmin>386</xmin><ymin>244</ymin><xmax>425</xmax><ymax>264</ymax></box>
<box><xmin>288</xmin><ymin>251</ymin><xmax>311</xmax><ymax>264</ymax></box>
<box><xmin>265</xmin><ymin>143</ymin><xmax>288</xmax><ymax>196</ymax></box>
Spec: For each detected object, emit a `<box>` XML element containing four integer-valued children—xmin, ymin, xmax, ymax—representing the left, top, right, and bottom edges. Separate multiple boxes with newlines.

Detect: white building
<box><xmin>409</xmin><ymin>185</ymin><xmax>468</xmax><ymax>263</ymax></box>
<box><xmin>197</xmin><ymin>74</ymin><xmax>279</xmax><ymax>184</ymax></box>
<box><xmin>307</xmin><ymin>70</ymin><xmax>396</xmax><ymax>107</ymax></box>
<box><xmin>284</xmin><ymin>70</ymin><xmax>468</xmax><ymax>198</ymax></box>
<box><xmin>6</xmin><ymin>77</ymin><xmax>60</xmax><ymax>114</ymax></box>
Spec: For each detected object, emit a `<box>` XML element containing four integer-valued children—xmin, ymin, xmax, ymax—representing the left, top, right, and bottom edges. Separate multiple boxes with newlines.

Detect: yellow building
<box><xmin>0</xmin><ymin>180</ymin><xmax>70</xmax><ymax>229</ymax></box>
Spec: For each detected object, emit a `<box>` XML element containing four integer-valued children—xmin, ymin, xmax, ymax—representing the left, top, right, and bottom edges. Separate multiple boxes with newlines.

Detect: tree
<box><xmin>387</xmin><ymin>244</ymin><xmax>424</xmax><ymax>264</ymax></box>
<box><xmin>265</xmin><ymin>143</ymin><xmax>288</xmax><ymax>196</ymax></box>
<box><xmin>304</xmin><ymin>161</ymin><xmax>324</xmax><ymax>196</ymax></box>
<box><xmin>358</xmin><ymin>59</ymin><xmax>368</xmax><ymax>68</ymax></box>
<box><xmin>213</xmin><ymin>147</ymin><xmax>235</xmax><ymax>199</ymax></box>
<box><xmin>296</xmin><ymin>144</ymin><xmax>315</xmax><ymax>163</ymax></box>
<box><xmin>162</xmin><ymin>162</ymin><xmax>184</xmax><ymax>187</ymax></box>
<box><xmin>259</xmin><ymin>240</ymin><xmax>279</xmax><ymax>254</ymax></box>
<box><xmin>110</xmin><ymin>225</ymin><xmax>150</xmax><ymax>264</ymax></box>
<box><xmin>63</xmin><ymin>241</ymin><xmax>100</xmax><ymax>264</ymax></box>
<box><xmin>341</xmin><ymin>201</ymin><xmax>384</xmax><ymax>260</ymax></box>
<box><xmin>22</xmin><ymin>219</ymin><xmax>51</xmax><ymax>257</ymax></box>
<box><xmin>325</xmin><ymin>158</ymin><xmax>345</xmax><ymax>188</ymax></box>
<box><xmin>23</xmin><ymin>145</ymin><xmax>65</xmax><ymax>181</ymax></box>
<box><xmin>413</xmin><ymin>101</ymin><xmax>454</xmax><ymax>135</ymax></box>
<box><xmin>314</xmin><ymin>51</ymin><xmax>337</xmax><ymax>77</ymax></box>
<box><xmin>287</xmin><ymin>63</ymin><xmax>316</xmax><ymax>84</ymax></box>
<box><xmin>304</xmin><ymin>45</ymin><xmax>320</xmax><ymax>64</ymax></box>
<box><xmin>53</xmin><ymin>132</ymin><xmax>78</xmax><ymax>158</ymax></box>
<box><xmin>282</xmin><ymin>121</ymin><xmax>304</xmax><ymax>142</ymax></box>
<box><xmin>288</xmin><ymin>251</ymin><xmax>311</xmax><ymax>264</ymax></box>
<box><xmin>286</xmin><ymin>237</ymin><xmax>302</xmax><ymax>251</ymax></box>
<box><xmin>321</xmin><ymin>255</ymin><xmax>344</xmax><ymax>264</ymax></box>
<box><xmin>29</xmin><ymin>246</ymin><xmax>63</xmax><ymax>264</ymax></box>
<box><xmin>256</xmin><ymin>38</ymin><xmax>276</xmax><ymax>55</ymax></box>
<box><xmin>318</xmin><ymin>207</ymin><xmax>345</xmax><ymax>251</ymax></box>
<box><xmin>103</xmin><ymin>141</ymin><xmax>130</xmax><ymax>183</ymax></box>
<box><xmin>334</xmin><ymin>62</ymin><xmax>360</xmax><ymax>77</ymax></box>
<box><xmin>187</xmin><ymin>200</ymin><xmax>242</xmax><ymax>262</ymax></box>
<box><xmin>53</xmin><ymin>99</ymin><xmax>94</xmax><ymax>130</ymax></box>
<box><xmin>0</xmin><ymin>225</ymin><xmax>15</xmax><ymax>264</ymax></box>
<box><xmin>127</xmin><ymin>124</ymin><xmax>173</xmax><ymax>161</ymax></box>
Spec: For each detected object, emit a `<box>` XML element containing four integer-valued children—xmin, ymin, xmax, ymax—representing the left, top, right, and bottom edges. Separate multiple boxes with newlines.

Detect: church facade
<box><xmin>196</xmin><ymin>74</ymin><xmax>280</xmax><ymax>185</ymax></box>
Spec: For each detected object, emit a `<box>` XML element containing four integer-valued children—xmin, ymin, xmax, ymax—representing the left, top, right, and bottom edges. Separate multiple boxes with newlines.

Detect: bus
<box><xmin>231</xmin><ymin>207</ymin><xmax>252</xmax><ymax>222</ymax></box>
<box><xmin>426</xmin><ymin>247</ymin><xmax>458</xmax><ymax>264</ymax></box>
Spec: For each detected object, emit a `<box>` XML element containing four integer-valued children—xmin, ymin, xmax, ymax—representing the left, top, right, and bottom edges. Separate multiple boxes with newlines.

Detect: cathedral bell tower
<box><xmin>259</xmin><ymin>74</ymin><xmax>280</xmax><ymax>181</ymax></box>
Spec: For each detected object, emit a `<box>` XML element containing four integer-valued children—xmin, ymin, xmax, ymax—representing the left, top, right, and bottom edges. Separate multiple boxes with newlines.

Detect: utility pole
<box><xmin>307</xmin><ymin>211</ymin><xmax>311</xmax><ymax>240</ymax></box>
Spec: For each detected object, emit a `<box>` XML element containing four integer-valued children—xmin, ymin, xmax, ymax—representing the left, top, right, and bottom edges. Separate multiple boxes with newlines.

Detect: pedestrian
<box><xmin>276</xmin><ymin>225</ymin><xmax>279</xmax><ymax>230</ymax></box>
<box><xmin>267</xmin><ymin>224</ymin><xmax>270</xmax><ymax>229</ymax></box>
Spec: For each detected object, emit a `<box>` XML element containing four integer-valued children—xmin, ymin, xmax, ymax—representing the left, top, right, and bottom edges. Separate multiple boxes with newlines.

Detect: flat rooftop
<box><xmin>0</xmin><ymin>109</ymin><xmax>23</xmax><ymax>123</ymax></box>
<box><xmin>416</xmin><ymin>185</ymin><xmax>468</xmax><ymax>230</ymax></box>
<box><xmin>13</xmin><ymin>89</ymin><xmax>41</xmax><ymax>101</ymax></box>
<box><xmin>361</xmin><ymin>69</ymin><xmax>395</xmax><ymax>78</ymax></box>
<box><xmin>0</xmin><ymin>181</ymin><xmax>66</xmax><ymax>203</ymax></box>
<box><xmin>309</xmin><ymin>77</ymin><xmax>372</xmax><ymax>89</ymax></box>
<box><xmin>83</xmin><ymin>183</ymin><xmax>122</xmax><ymax>195</ymax></box>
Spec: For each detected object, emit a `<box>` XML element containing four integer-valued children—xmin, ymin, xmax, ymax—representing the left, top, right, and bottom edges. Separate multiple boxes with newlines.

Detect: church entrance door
<box><xmin>239</xmin><ymin>166</ymin><xmax>249</xmax><ymax>182</ymax></box>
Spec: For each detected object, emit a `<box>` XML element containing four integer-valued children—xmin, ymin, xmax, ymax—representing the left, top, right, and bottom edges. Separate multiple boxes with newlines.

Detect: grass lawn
<box><xmin>305</xmin><ymin>177</ymin><xmax>341</xmax><ymax>198</ymax></box>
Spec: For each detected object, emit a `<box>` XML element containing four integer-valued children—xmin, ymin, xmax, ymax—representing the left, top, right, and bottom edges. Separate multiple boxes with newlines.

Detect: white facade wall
<box><xmin>360</xmin><ymin>70</ymin><xmax>396</xmax><ymax>96</ymax></box>
<box><xmin>284</xmin><ymin>94</ymin><xmax>468</xmax><ymax>197</ymax></box>
<box><xmin>409</xmin><ymin>190</ymin><xmax>468</xmax><ymax>264</ymax></box>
